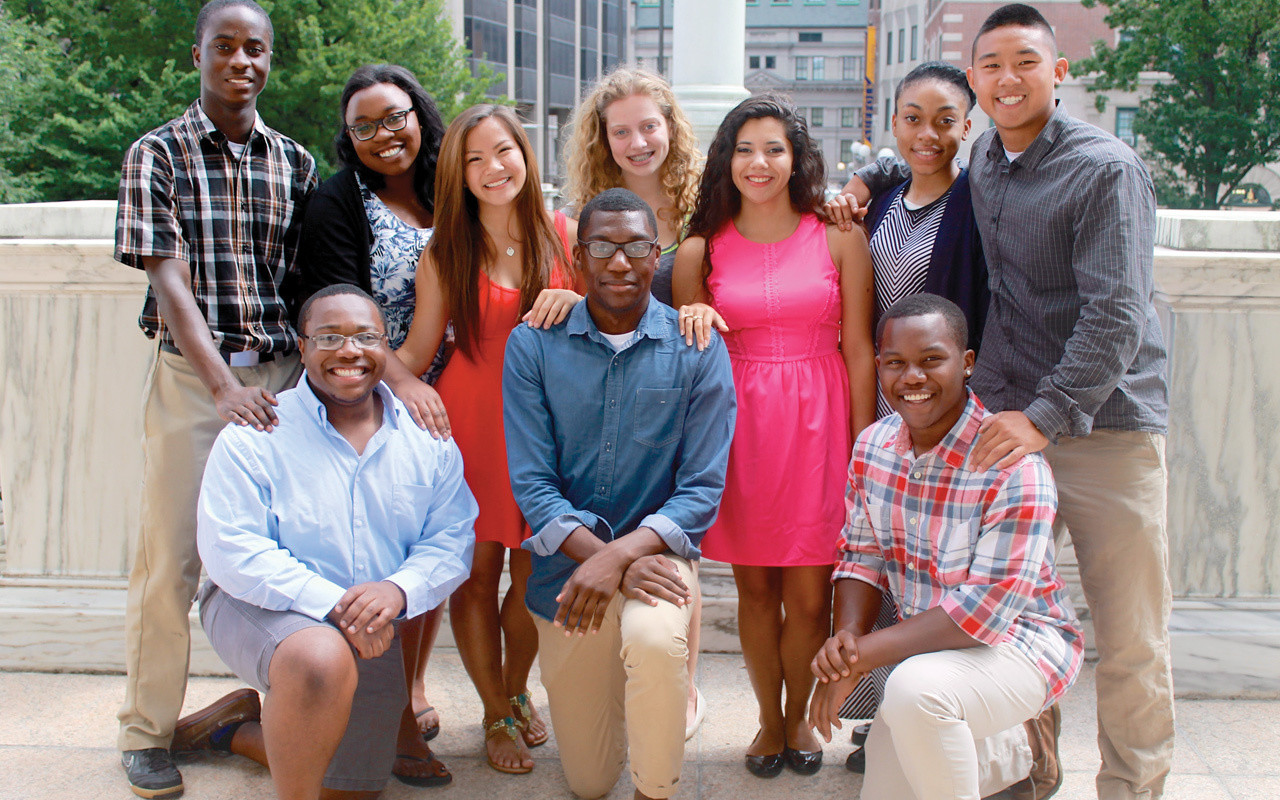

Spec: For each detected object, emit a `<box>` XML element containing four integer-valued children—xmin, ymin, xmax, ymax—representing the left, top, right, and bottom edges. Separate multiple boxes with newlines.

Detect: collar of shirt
<box><xmin>294</xmin><ymin>372</ymin><xmax>402</xmax><ymax>439</ymax></box>
<box><xmin>185</xmin><ymin>99</ymin><xmax>273</xmax><ymax>152</ymax></box>
<box><xmin>565</xmin><ymin>294</ymin><xmax>677</xmax><ymax>348</ymax></box>
<box><xmin>884</xmin><ymin>390</ymin><xmax>986</xmax><ymax>470</ymax></box>
<box><xmin>984</xmin><ymin>101</ymin><xmax>1067</xmax><ymax>172</ymax></box>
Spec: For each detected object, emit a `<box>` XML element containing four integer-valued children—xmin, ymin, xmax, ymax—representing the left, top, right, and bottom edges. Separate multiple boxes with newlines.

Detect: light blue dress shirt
<box><xmin>197</xmin><ymin>376</ymin><xmax>477</xmax><ymax>622</ymax></box>
<box><xmin>503</xmin><ymin>299</ymin><xmax>736</xmax><ymax>622</ymax></box>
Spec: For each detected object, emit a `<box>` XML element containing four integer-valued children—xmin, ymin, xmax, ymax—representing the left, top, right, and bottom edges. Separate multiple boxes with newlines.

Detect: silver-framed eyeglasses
<box><xmin>578</xmin><ymin>239</ymin><xmax>660</xmax><ymax>259</ymax></box>
<box><xmin>302</xmin><ymin>332</ymin><xmax>387</xmax><ymax>350</ymax></box>
<box><xmin>347</xmin><ymin>108</ymin><xmax>415</xmax><ymax>141</ymax></box>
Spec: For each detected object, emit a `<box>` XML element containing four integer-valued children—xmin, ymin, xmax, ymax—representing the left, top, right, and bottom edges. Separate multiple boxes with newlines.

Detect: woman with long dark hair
<box><xmin>397</xmin><ymin>104</ymin><xmax>579</xmax><ymax>775</ymax></box>
<box><xmin>672</xmin><ymin>92</ymin><xmax>876</xmax><ymax>778</ymax></box>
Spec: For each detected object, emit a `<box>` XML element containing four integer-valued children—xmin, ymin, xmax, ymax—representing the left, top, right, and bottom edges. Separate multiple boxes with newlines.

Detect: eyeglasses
<box><xmin>346</xmin><ymin>108</ymin><xmax>415</xmax><ymax>141</ymax></box>
<box><xmin>302</xmin><ymin>332</ymin><xmax>387</xmax><ymax>350</ymax></box>
<box><xmin>578</xmin><ymin>239</ymin><xmax>660</xmax><ymax>259</ymax></box>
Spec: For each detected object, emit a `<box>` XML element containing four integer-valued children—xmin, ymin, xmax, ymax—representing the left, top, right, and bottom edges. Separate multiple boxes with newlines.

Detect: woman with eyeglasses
<box><xmin>561</xmin><ymin>65</ymin><xmax>709</xmax><ymax>740</ymax></box>
<box><xmin>672</xmin><ymin>93</ymin><xmax>876</xmax><ymax>779</ymax></box>
<box><xmin>396</xmin><ymin>104</ymin><xmax>580</xmax><ymax>776</ymax></box>
<box><xmin>299</xmin><ymin>63</ymin><xmax>460</xmax><ymax>788</ymax></box>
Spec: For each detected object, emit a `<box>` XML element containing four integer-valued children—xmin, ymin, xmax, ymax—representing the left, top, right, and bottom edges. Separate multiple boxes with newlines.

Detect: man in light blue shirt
<box><xmin>173</xmin><ymin>284</ymin><xmax>476</xmax><ymax>797</ymax></box>
<box><xmin>503</xmin><ymin>188</ymin><xmax>736</xmax><ymax>800</ymax></box>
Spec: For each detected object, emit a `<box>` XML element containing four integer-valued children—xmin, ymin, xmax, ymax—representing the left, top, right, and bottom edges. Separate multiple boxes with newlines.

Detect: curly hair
<box><xmin>333</xmin><ymin>64</ymin><xmax>447</xmax><ymax>214</ymax></box>
<box><xmin>429</xmin><ymin>104</ymin><xmax>571</xmax><ymax>358</ymax></box>
<box><xmin>563</xmin><ymin>66</ymin><xmax>702</xmax><ymax>230</ymax></box>
<box><xmin>686</xmin><ymin>92</ymin><xmax>826</xmax><ymax>282</ymax></box>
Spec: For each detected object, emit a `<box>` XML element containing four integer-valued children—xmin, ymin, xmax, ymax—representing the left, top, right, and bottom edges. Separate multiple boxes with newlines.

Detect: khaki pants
<box><xmin>1046</xmin><ymin>429</ymin><xmax>1174</xmax><ymax>800</ymax></box>
<box><xmin>534</xmin><ymin>555</ymin><xmax>694</xmax><ymax>799</ymax></box>
<box><xmin>117</xmin><ymin>349</ymin><xmax>302</xmax><ymax>751</ymax></box>
<box><xmin>862</xmin><ymin>644</ymin><xmax>1045</xmax><ymax>800</ymax></box>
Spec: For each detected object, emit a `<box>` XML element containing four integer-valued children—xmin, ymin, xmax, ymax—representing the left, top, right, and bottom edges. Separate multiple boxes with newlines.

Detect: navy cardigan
<box><xmin>298</xmin><ymin>167</ymin><xmax>377</xmax><ymax>300</ymax></box>
<box><xmin>866</xmin><ymin>169</ymin><xmax>990</xmax><ymax>353</ymax></box>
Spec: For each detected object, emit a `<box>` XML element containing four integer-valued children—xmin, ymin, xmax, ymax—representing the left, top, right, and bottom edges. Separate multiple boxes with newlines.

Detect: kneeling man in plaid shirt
<box><xmin>809</xmin><ymin>294</ymin><xmax>1083</xmax><ymax>800</ymax></box>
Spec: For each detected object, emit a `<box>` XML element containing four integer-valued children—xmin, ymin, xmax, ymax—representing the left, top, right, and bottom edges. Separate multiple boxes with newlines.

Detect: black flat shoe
<box><xmin>845</xmin><ymin>746</ymin><xmax>866</xmax><ymax>774</ymax></box>
<box><xmin>785</xmin><ymin>746</ymin><xmax>823</xmax><ymax>775</ymax></box>
<box><xmin>745</xmin><ymin>751</ymin><xmax>785</xmax><ymax>778</ymax></box>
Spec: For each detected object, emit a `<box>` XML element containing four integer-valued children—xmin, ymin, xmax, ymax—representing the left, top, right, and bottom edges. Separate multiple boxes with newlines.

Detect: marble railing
<box><xmin>1</xmin><ymin>202</ymin><xmax>1277</xmax><ymax>697</ymax></box>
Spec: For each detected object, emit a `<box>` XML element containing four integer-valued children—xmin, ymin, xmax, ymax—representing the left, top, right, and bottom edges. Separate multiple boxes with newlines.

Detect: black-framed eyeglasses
<box><xmin>346</xmin><ymin>108</ymin><xmax>415</xmax><ymax>141</ymax></box>
<box><xmin>302</xmin><ymin>332</ymin><xmax>387</xmax><ymax>350</ymax></box>
<box><xmin>578</xmin><ymin>239</ymin><xmax>660</xmax><ymax>259</ymax></box>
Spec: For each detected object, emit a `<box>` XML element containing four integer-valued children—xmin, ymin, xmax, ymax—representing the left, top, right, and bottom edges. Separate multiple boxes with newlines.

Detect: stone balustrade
<box><xmin>0</xmin><ymin>202</ymin><xmax>1277</xmax><ymax>696</ymax></box>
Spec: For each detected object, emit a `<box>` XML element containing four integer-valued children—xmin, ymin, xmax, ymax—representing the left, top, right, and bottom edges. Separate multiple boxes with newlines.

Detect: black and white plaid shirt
<box><xmin>115</xmin><ymin>101</ymin><xmax>317</xmax><ymax>353</ymax></box>
<box><xmin>857</xmin><ymin>106</ymin><xmax>1168</xmax><ymax>440</ymax></box>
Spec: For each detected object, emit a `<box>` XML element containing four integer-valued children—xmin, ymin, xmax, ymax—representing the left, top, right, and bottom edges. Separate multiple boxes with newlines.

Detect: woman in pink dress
<box><xmin>672</xmin><ymin>93</ymin><xmax>875</xmax><ymax>778</ymax></box>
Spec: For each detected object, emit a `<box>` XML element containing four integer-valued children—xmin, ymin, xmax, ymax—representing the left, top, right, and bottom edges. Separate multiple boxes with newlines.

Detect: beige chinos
<box><xmin>117</xmin><ymin>348</ymin><xmax>301</xmax><ymax>751</ymax></box>
<box><xmin>534</xmin><ymin>555</ymin><xmax>694</xmax><ymax>799</ymax></box>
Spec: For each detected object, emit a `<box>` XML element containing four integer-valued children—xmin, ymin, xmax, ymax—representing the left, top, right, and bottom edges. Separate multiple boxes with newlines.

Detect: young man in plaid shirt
<box><xmin>809</xmin><ymin>294</ymin><xmax>1083</xmax><ymax>800</ymax></box>
<box><xmin>112</xmin><ymin>1</ymin><xmax>316</xmax><ymax>796</ymax></box>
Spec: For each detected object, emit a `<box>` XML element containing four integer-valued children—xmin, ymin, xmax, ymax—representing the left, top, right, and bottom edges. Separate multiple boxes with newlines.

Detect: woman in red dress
<box><xmin>398</xmin><ymin>105</ymin><xmax>579</xmax><ymax>775</ymax></box>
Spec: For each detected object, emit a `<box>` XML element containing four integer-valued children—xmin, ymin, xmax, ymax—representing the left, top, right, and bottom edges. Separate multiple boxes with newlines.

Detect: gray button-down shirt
<box><xmin>857</xmin><ymin>106</ymin><xmax>1168</xmax><ymax>440</ymax></box>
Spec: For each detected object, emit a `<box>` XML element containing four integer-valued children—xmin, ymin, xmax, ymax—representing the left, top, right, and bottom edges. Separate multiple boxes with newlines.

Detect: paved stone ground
<box><xmin>0</xmin><ymin>652</ymin><xmax>1271</xmax><ymax>800</ymax></box>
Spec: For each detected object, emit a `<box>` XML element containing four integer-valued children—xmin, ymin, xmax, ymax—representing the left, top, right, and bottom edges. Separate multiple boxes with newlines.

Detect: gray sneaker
<box><xmin>121</xmin><ymin>748</ymin><xmax>183</xmax><ymax>799</ymax></box>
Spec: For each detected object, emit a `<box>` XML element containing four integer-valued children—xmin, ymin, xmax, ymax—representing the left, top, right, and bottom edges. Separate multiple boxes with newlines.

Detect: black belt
<box><xmin>159</xmin><ymin>341</ymin><xmax>282</xmax><ymax>365</ymax></box>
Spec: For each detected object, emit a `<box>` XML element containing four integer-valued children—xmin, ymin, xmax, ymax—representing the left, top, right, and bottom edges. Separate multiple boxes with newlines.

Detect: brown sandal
<box><xmin>484</xmin><ymin>716</ymin><xmax>533</xmax><ymax>775</ymax></box>
<box><xmin>509</xmin><ymin>692</ymin><xmax>549</xmax><ymax>748</ymax></box>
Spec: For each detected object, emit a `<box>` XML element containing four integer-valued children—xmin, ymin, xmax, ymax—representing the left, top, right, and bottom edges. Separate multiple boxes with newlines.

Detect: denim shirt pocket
<box><xmin>633</xmin><ymin>387</ymin><xmax>685</xmax><ymax>448</ymax></box>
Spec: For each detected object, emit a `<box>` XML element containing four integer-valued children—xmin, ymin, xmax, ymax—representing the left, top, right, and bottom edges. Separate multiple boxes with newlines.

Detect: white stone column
<box><xmin>671</xmin><ymin>0</ymin><xmax>749</xmax><ymax>152</ymax></box>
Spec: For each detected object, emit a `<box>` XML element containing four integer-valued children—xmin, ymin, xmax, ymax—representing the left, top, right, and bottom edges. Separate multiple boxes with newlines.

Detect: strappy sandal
<box><xmin>484</xmin><ymin>716</ymin><xmax>533</xmax><ymax>775</ymax></box>
<box><xmin>509</xmin><ymin>692</ymin><xmax>549</xmax><ymax>748</ymax></box>
<box><xmin>415</xmin><ymin>705</ymin><xmax>440</xmax><ymax>742</ymax></box>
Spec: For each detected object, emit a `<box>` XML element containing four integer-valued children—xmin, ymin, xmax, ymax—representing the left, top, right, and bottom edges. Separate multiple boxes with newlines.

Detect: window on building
<box><xmin>799</xmin><ymin>32</ymin><xmax>822</xmax><ymax>42</ymax></box>
<box><xmin>840</xmin><ymin>139</ymin><xmax>854</xmax><ymax>164</ymax></box>
<box><xmin>810</xmin><ymin>107</ymin><xmax>825</xmax><ymax>127</ymax></box>
<box><xmin>841</xmin><ymin>107</ymin><xmax>857</xmax><ymax>127</ymax></box>
<box><xmin>842</xmin><ymin>56</ymin><xmax>862</xmax><ymax>81</ymax></box>
<box><xmin>812</xmin><ymin>55</ymin><xmax>826</xmax><ymax>80</ymax></box>
<box><xmin>766</xmin><ymin>55</ymin><xmax>777</xmax><ymax>69</ymax></box>
<box><xmin>1116</xmin><ymin>108</ymin><xmax>1138</xmax><ymax>147</ymax></box>
<box><xmin>898</xmin><ymin>28</ymin><xmax>905</xmax><ymax>62</ymax></box>
<box><xmin>796</xmin><ymin>56</ymin><xmax>809</xmax><ymax>80</ymax></box>
<box><xmin>750</xmin><ymin>55</ymin><xmax>761</xmax><ymax>69</ymax></box>
<box><xmin>885</xmin><ymin>98</ymin><xmax>891</xmax><ymax>131</ymax></box>
<box><xmin>911</xmin><ymin>25</ymin><xmax>918</xmax><ymax>59</ymax></box>
<box><xmin>886</xmin><ymin>31</ymin><xmax>893</xmax><ymax>65</ymax></box>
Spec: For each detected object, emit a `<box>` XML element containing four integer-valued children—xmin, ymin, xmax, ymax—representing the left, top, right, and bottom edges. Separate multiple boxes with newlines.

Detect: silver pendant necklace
<box><xmin>505</xmin><ymin>246</ymin><xmax>515</xmax><ymax>257</ymax></box>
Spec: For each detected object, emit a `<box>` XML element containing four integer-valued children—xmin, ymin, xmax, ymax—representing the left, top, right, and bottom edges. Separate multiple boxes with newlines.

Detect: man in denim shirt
<box><xmin>503</xmin><ymin>188</ymin><xmax>735</xmax><ymax>800</ymax></box>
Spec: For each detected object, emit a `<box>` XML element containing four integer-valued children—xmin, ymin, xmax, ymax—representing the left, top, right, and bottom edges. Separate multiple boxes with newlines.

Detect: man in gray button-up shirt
<box><xmin>846</xmin><ymin>5</ymin><xmax>1174</xmax><ymax>799</ymax></box>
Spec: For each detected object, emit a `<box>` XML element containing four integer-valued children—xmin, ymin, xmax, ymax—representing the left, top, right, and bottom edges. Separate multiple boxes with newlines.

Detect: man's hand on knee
<box><xmin>340</xmin><ymin>621</ymin><xmax>394</xmax><ymax>660</ymax></box>
<box><xmin>621</xmin><ymin>554</ymin><xmax>691</xmax><ymax>608</ymax></box>
<box><xmin>333</xmin><ymin>580</ymin><xmax>405</xmax><ymax>635</ymax></box>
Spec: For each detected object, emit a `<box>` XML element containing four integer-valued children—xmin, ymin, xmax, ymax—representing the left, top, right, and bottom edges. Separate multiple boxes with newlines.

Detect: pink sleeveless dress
<box><xmin>699</xmin><ymin>213</ymin><xmax>851</xmax><ymax>566</ymax></box>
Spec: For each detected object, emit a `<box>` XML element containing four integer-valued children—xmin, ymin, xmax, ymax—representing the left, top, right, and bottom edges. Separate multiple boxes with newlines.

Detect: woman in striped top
<box><xmin>859</xmin><ymin>62</ymin><xmax>990</xmax><ymax>416</ymax></box>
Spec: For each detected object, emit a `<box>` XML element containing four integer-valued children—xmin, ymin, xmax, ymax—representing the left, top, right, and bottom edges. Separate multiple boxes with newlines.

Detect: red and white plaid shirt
<box><xmin>835</xmin><ymin>391</ymin><xmax>1083</xmax><ymax>706</ymax></box>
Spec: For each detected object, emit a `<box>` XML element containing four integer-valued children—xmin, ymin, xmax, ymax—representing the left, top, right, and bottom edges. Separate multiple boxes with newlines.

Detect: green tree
<box><xmin>0</xmin><ymin>5</ymin><xmax>61</xmax><ymax>201</ymax></box>
<box><xmin>1078</xmin><ymin>0</ymin><xmax>1280</xmax><ymax>209</ymax></box>
<box><xmin>7</xmin><ymin>0</ymin><xmax>501</xmax><ymax>201</ymax></box>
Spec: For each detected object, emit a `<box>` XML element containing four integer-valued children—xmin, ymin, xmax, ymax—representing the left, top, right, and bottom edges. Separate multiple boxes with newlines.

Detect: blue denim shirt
<box><xmin>503</xmin><ymin>299</ymin><xmax>736</xmax><ymax>622</ymax></box>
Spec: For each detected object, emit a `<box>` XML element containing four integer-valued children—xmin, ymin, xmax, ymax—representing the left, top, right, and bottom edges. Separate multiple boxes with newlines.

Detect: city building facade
<box><xmin>632</xmin><ymin>0</ymin><xmax>871</xmax><ymax>187</ymax></box>
<box><xmin>440</xmin><ymin>0</ymin><xmax>629</xmax><ymax>184</ymax></box>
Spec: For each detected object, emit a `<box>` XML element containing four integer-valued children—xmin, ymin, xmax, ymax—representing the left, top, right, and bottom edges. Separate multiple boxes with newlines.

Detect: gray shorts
<box><xmin>198</xmin><ymin>581</ymin><xmax>407</xmax><ymax>792</ymax></box>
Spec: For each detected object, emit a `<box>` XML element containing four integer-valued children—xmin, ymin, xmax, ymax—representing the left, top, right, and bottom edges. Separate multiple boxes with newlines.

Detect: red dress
<box><xmin>434</xmin><ymin>214</ymin><xmax>573</xmax><ymax>547</ymax></box>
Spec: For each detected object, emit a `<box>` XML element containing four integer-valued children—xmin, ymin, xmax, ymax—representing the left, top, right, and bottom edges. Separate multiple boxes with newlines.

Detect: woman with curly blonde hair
<box><xmin>564</xmin><ymin>66</ymin><xmax>702</xmax><ymax>306</ymax></box>
<box><xmin>563</xmin><ymin>67</ymin><xmax>709</xmax><ymax>740</ymax></box>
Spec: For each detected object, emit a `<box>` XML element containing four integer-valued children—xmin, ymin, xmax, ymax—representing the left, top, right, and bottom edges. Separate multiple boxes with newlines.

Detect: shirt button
<box><xmin>241</xmin><ymin>202</ymin><xmax>249</xmax><ymax>212</ymax></box>
<box><xmin>609</xmin><ymin>399</ymin><xmax>616</xmax><ymax>407</ymax></box>
<box><xmin>241</xmin><ymin>243</ymin><xmax>251</xmax><ymax>254</ymax></box>
<box><xmin>909</xmin><ymin>516</ymin><xmax>918</xmax><ymax>525</ymax></box>
<box><xmin>913</xmin><ymin>471</ymin><xmax>922</xmax><ymax>479</ymax></box>
<box><xmin>604</xmin><ymin>443</ymin><xmax>612</xmax><ymax>451</ymax></box>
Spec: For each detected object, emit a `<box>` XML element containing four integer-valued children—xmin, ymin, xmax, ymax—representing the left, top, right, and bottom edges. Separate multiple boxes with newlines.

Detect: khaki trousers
<box><xmin>862</xmin><ymin>644</ymin><xmax>1045</xmax><ymax>800</ymax></box>
<box><xmin>117</xmin><ymin>349</ymin><xmax>302</xmax><ymax>751</ymax></box>
<box><xmin>1045</xmin><ymin>429</ymin><xmax>1174</xmax><ymax>800</ymax></box>
<box><xmin>534</xmin><ymin>555</ymin><xmax>694</xmax><ymax>799</ymax></box>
